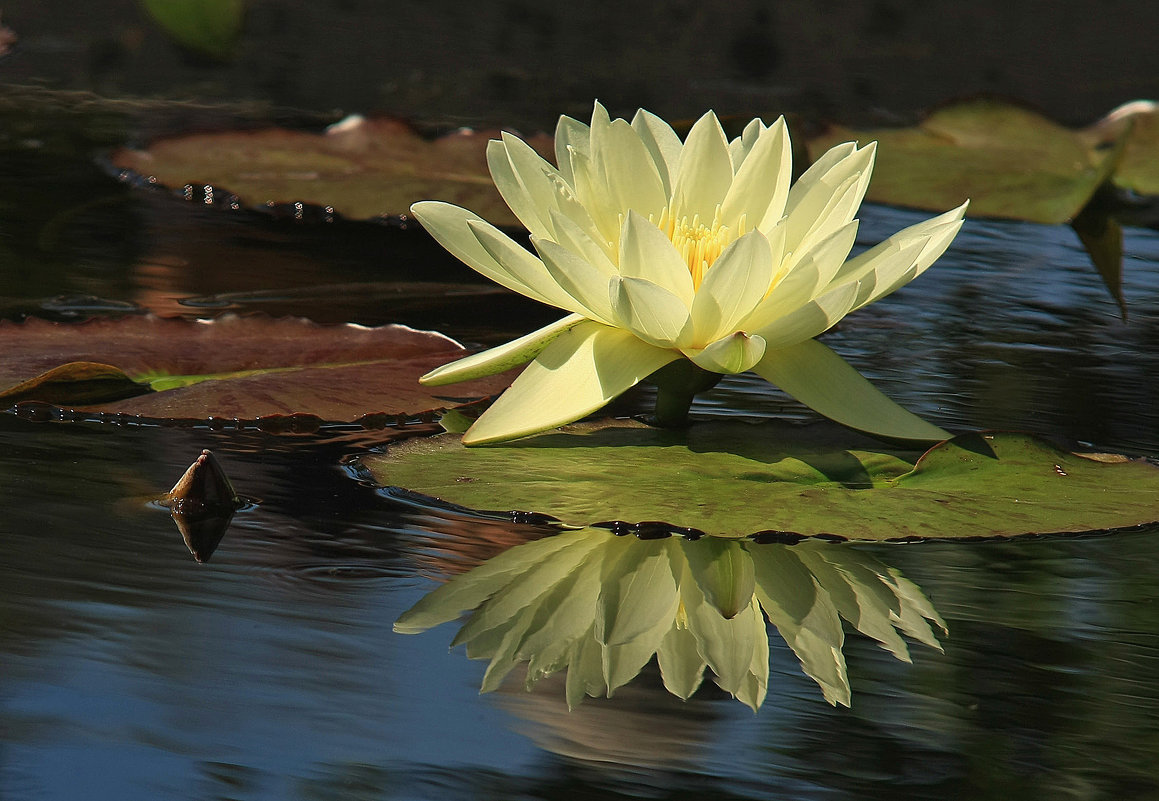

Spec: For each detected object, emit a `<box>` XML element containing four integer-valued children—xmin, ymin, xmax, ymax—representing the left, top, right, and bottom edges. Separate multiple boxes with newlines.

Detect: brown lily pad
<box><xmin>0</xmin><ymin>314</ymin><xmax>511</xmax><ymax>426</ymax></box>
<box><xmin>110</xmin><ymin>117</ymin><xmax>554</xmax><ymax>228</ymax></box>
<box><xmin>807</xmin><ymin>98</ymin><xmax>1123</xmax><ymax>225</ymax></box>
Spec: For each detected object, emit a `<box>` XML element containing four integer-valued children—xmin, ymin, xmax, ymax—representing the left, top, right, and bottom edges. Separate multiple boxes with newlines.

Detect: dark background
<box><xmin>1</xmin><ymin>0</ymin><xmax>1155</xmax><ymax>131</ymax></box>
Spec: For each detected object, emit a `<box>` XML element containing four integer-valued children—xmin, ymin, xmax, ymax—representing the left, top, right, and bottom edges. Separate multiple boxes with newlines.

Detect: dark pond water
<box><xmin>4</xmin><ymin>118</ymin><xmax>1159</xmax><ymax>800</ymax></box>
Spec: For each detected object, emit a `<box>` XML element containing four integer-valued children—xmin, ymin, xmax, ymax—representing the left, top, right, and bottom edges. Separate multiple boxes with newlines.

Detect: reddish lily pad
<box><xmin>0</xmin><ymin>314</ymin><xmax>511</xmax><ymax>426</ymax></box>
<box><xmin>110</xmin><ymin>117</ymin><xmax>554</xmax><ymax>228</ymax></box>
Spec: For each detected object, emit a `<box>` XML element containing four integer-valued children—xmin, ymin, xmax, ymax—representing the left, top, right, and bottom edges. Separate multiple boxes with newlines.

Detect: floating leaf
<box><xmin>1082</xmin><ymin>100</ymin><xmax>1159</xmax><ymax>197</ymax></box>
<box><xmin>362</xmin><ymin>419</ymin><xmax>1159</xmax><ymax>541</ymax></box>
<box><xmin>807</xmin><ymin>98</ymin><xmax>1122</xmax><ymax>225</ymax></box>
<box><xmin>396</xmin><ymin>529</ymin><xmax>944</xmax><ymax>708</ymax></box>
<box><xmin>110</xmin><ymin>117</ymin><xmax>554</xmax><ymax>228</ymax></box>
<box><xmin>1</xmin><ymin>315</ymin><xmax>511</xmax><ymax>426</ymax></box>
<box><xmin>139</xmin><ymin>0</ymin><xmax>245</xmax><ymax>61</ymax></box>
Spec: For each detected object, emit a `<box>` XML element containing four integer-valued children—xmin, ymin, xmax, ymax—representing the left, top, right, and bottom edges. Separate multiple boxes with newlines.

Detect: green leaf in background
<box><xmin>394</xmin><ymin>529</ymin><xmax>945</xmax><ymax>708</ymax></box>
<box><xmin>806</xmin><ymin>98</ymin><xmax>1124</xmax><ymax>225</ymax></box>
<box><xmin>140</xmin><ymin>0</ymin><xmax>245</xmax><ymax>61</ymax></box>
<box><xmin>361</xmin><ymin>419</ymin><xmax>1159</xmax><ymax>541</ymax></box>
<box><xmin>1082</xmin><ymin>100</ymin><xmax>1159</xmax><ymax>197</ymax></box>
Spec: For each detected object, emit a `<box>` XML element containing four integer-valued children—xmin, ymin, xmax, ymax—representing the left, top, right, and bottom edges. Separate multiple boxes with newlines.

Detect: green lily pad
<box><xmin>1082</xmin><ymin>100</ymin><xmax>1159</xmax><ymax>197</ymax></box>
<box><xmin>360</xmin><ymin>418</ymin><xmax>1159</xmax><ymax>541</ymax></box>
<box><xmin>807</xmin><ymin>98</ymin><xmax>1123</xmax><ymax>225</ymax></box>
<box><xmin>140</xmin><ymin>0</ymin><xmax>245</xmax><ymax>61</ymax></box>
<box><xmin>0</xmin><ymin>314</ymin><xmax>512</xmax><ymax>426</ymax></box>
<box><xmin>109</xmin><ymin>117</ymin><xmax>554</xmax><ymax>228</ymax></box>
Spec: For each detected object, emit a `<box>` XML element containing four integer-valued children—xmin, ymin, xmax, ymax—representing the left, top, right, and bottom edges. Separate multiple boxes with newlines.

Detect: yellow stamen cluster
<box><xmin>654</xmin><ymin>205</ymin><xmax>747</xmax><ymax>289</ymax></box>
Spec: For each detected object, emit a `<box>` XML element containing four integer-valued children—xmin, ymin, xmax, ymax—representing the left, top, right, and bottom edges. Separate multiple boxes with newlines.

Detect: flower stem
<box><xmin>647</xmin><ymin>360</ymin><xmax>721</xmax><ymax>428</ymax></box>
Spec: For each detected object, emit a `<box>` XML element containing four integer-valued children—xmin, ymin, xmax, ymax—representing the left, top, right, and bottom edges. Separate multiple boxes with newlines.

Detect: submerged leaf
<box><xmin>360</xmin><ymin>418</ymin><xmax>1159</xmax><ymax>541</ymax></box>
<box><xmin>1</xmin><ymin>315</ymin><xmax>512</xmax><ymax>425</ymax></box>
<box><xmin>110</xmin><ymin>118</ymin><xmax>554</xmax><ymax>228</ymax></box>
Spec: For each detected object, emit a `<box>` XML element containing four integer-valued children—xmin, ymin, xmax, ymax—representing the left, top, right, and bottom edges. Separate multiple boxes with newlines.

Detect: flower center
<box><xmin>654</xmin><ymin>205</ymin><xmax>747</xmax><ymax>289</ymax></box>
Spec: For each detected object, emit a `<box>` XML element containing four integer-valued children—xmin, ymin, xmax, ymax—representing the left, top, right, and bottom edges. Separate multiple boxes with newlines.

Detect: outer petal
<box><xmin>486</xmin><ymin>138</ymin><xmax>553</xmax><ymax>240</ymax></box>
<box><xmin>752</xmin><ymin>281</ymin><xmax>859</xmax><ymax>351</ymax></box>
<box><xmin>467</xmin><ymin>220</ymin><xmax>588</xmax><ymax>315</ymax></box>
<box><xmin>619</xmin><ymin>210</ymin><xmax>696</xmax><ymax>303</ymax></box>
<box><xmin>411</xmin><ymin>201</ymin><xmax>556</xmax><ymax>306</ymax></box>
<box><xmin>686</xmin><ymin>332</ymin><xmax>767</xmax><ymax>375</ymax></box>
<box><xmin>752</xmin><ymin>339</ymin><xmax>949</xmax><ymax>442</ymax></box>
<box><xmin>690</xmin><ymin>229</ymin><xmax>773</xmax><ymax>344</ymax></box>
<box><xmin>781</xmin><ymin>143</ymin><xmax>874</xmax><ymax>254</ymax></box>
<box><xmin>611</xmin><ymin>275</ymin><xmax>693</xmax><ymax>349</ymax></box>
<box><xmin>720</xmin><ymin>117</ymin><xmax>792</xmax><ymax>232</ymax></box>
<box><xmin>420</xmin><ymin>313</ymin><xmax>585</xmax><ymax>386</ymax></box>
<box><xmin>670</xmin><ymin>111</ymin><xmax>733</xmax><ymax>223</ymax></box>
<box><xmin>462</xmin><ymin>322</ymin><xmax>680</xmax><ymax>445</ymax></box>
<box><xmin>532</xmin><ymin>237</ymin><xmax>616</xmax><ymax>324</ymax></box>
<box><xmin>831</xmin><ymin>202</ymin><xmax>968</xmax><ymax>310</ymax></box>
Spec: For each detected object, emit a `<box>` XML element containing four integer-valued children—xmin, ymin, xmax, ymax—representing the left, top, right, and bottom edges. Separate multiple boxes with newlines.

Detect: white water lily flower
<box><xmin>413</xmin><ymin>103</ymin><xmax>967</xmax><ymax>445</ymax></box>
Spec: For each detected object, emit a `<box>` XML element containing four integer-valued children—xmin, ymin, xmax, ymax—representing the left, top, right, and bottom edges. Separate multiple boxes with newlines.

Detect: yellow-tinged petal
<box><xmin>486</xmin><ymin>138</ymin><xmax>552</xmax><ymax>240</ymax></box>
<box><xmin>549</xmin><ymin>209</ymin><xmax>618</xmax><ymax>272</ymax></box>
<box><xmin>752</xmin><ymin>281</ymin><xmax>859</xmax><ymax>350</ymax></box>
<box><xmin>467</xmin><ymin>220</ymin><xmax>587</xmax><ymax>315</ymax></box>
<box><xmin>631</xmin><ymin>108</ymin><xmax>683</xmax><ymax>196</ymax></box>
<box><xmin>727</xmin><ymin>118</ymin><xmax>767</xmax><ymax>171</ymax></box>
<box><xmin>462</xmin><ymin>322</ymin><xmax>679</xmax><ymax>445</ymax></box>
<box><xmin>670</xmin><ymin>111</ymin><xmax>733</xmax><ymax>223</ymax></box>
<box><xmin>782</xmin><ymin>143</ymin><xmax>874</xmax><ymax>255</ymax></box>
<box><xmin>532</xmin><ymin>237</ymin><xmax>616</xmax><ymax>324</ymax></box>
<box><xmin>618</xmin><ymin>210</ymin><xmax>696</xmax><ymax>303</ymax></box>
<box><xmin>689</xmin><ymin>230</ymin><xmax>774</xmax><ymax>344</ymax></box>
<box><xmin>411</xmin><ymin>201</ymin><xmax>556</xmax><ymax>306</ymax></box>
<box><xmin>420</xmin><ymin>313</ymin><xmax>585</xmax><ymax>386</ymax></box>
<box><xmin>554</xmin><ymin>113</ymin><xmax>590</xmax><ymax>187</ymax></box>
<box><xmin>721</xmin><ymin>116</ymin><xmax>792</xmax><ymax>233</ymax></box>
<box><xmin>686</xmin><ymin>332</ymin><xmax>767</xmax><ymax>374</ymax></box>
<box><xmin>610</xmin><ymin>275</ymin><xmax>693</xmax><ymax>349</ymax></box>
<box><xmin>752</xmin><ymin>339</ymin><xmax>949</xmax><ymax>442</ymax></box>
<box><xmin>592</xmin><ymin>118</ymin><xmax>668</xmax><ymax>222</ymax></box>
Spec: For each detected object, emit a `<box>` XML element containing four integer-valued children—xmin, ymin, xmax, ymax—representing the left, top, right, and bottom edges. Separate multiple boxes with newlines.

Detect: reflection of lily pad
<box><xmin>361</xmin><ymin>419</ymin><xmax>1159</xmax><ymax>541</ymax></box>
<box><xmin>1</xmin><ymin>315</ymin><xmax>511</xmax><ymax>425</ymax></box>
<box><xmin>110</xmin><ymin>117</ymin><xmax>554</xmax><ymax>228</ymax></box>
<box><xmin>807</xmin><ymin>99</ymin><xmax>1122</xmax><ymax>225</ymax></box>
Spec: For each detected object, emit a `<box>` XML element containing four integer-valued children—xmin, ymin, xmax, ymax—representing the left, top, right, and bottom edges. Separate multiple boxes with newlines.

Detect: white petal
<box><xmin>467</xmin><ymin>220</ymin><xmax>586</xmax><ymax>315</ymax></box>
<box><xmin>721</xmin><ymin>117</ymin><xmax>792</xmax><ymax>231</ymax></box>
<box><xmin>751</xmin><ymin>281</ymin><xmax>860</xmax><ymax>350</ymax></box>
<box><xmin>685</xmin><ymin>332</ymin><xmax>767</xmax><ymax>374</ymax></box>
<box><xmin>610</xmin><ymin>275</ymin><xmax>693</xmax><ymax>348</ymax></box>
<box><xmin>631</xmin><ymin>108</ymin><xmax>683</xmax><ymax>195</ymax></box>
<box><xmin>569</xmin><ymin>147</ymin><xmax>621</xmax><ymax>247</ymax></box>
<box><xmin>670</xmin><ymin>111</ymin><xmax>733</xmax><ymax>222</ymax></box>
<box><xmin>752</xmin><ymin>339</ymin><xmax>949</xmax><ymax>441</ymax></box>
<box><xmin>618</xmin><ymin>210</ymin><xmax>696</xmax><ymax>303</ymax></box>
<box><xmin>690</xmin><ymin>230</ymin><xmax>773</xmax><ymax>344</ymax></box>
<box><xmin>411</xmin><ymin>201</ymin><xmax>555</xmax><ymax>305</ymax></box>
<box><xmin>532</xmin><ymin>237</ymin><xmax>616</xmax><ymax>324</ymax></box>
<box><xmin>462</xmin><ymin>322</ymin><xmax>679</xmax><ymax>445</ymax></box>
<box><xmin>728</xmin><ymin>118</ymin><xmax>767</xmax><ymax>171</ymax></box>
<box><xmin>420</xmin><ymin>314</ymin><xmax>586</xmax><ymax>385</ymax></box>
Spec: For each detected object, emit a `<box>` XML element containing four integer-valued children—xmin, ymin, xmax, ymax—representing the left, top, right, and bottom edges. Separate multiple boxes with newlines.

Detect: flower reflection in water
<box><xmin>396</xmin><ymin>528</ymin><xmax>944</xmax><ymax>710</ymax></box>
